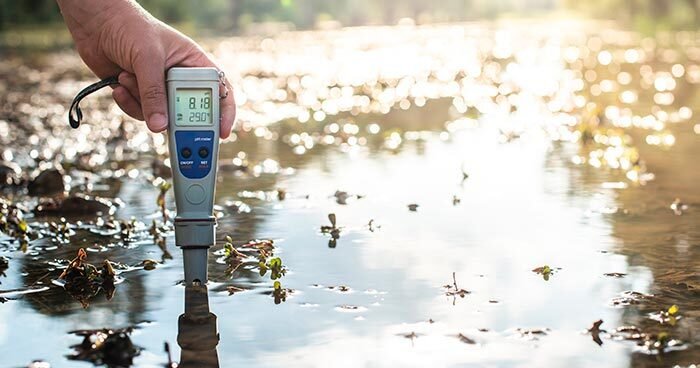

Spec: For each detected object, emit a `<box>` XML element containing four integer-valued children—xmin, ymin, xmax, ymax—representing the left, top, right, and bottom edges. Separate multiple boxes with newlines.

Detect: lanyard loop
<box><xmin>68</xmin><ymin>76</ymin><xmax>119</xmax><ymax>128</ymax></box>
<box><xmin>68</xmin><ymin>69</ymin><xmax>227</xmax><ymax>128</ymax></box>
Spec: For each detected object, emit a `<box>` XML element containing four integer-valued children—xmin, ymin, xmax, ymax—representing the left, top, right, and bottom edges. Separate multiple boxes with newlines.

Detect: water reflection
<box><xmin>0</xmin><ymin>21</ymin><xmax>699</xmax><ymax>367</ymax></box>
<box><xmin>178</xmin><ymin>284</ymin><xmax>220</xmax><ymax>368</ymax></box>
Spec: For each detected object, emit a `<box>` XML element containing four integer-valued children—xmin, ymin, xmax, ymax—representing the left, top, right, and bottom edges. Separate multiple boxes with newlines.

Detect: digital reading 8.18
<box><xmin>175</xmin><ymin>89</ymin><xmax>212</xmax><ymax>126</ymax></box>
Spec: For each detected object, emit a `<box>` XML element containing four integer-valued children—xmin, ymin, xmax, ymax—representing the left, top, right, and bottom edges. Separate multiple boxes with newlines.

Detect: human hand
<box><xmin>57</xmin><ymin>0</ymin><xmax>235</xmax><ymax>138</ymax></box>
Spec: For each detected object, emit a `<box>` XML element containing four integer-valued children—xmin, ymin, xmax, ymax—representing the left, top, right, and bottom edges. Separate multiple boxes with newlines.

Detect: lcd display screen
<box><xmin>175</xmin><ymin>88</ymin><xmax>213</xmax><ymax>126</ymax></box>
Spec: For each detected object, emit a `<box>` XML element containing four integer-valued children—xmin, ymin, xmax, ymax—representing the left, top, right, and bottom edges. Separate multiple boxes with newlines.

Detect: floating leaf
<box><xmin>588</xmin><ymin>319</ymin><xmax>605</xmax><ymax>346</ymax></box>
<box><xmin>457</xmin><ymin>333</ymin><xmax>476</xmax><ymax>344</ymax></box>
<box><xmin>141</xmin><ymin>259</ymin><xmax>158</xmax><ymax>270</ymax></box>
<box><xmin>227</xmin><ymin>286</ymin><xmax>245</xmax><ymax>295</ymax></box>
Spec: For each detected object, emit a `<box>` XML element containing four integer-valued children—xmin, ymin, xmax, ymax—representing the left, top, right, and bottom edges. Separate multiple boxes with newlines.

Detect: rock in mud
<box><xmin>27</xmin><ymin>168</ymin><xmax>65</xmax><ymax>196</ymax></box>
<box><xmin>151</xmin><ymin>158</ymin><xmax>172</xmax><ymax>178</ymax></box>
<box><xmin>34</xmin><ymin>194</ymin><xmax>115</xmax><ymax>216</ymax></box>
<box><xmin>68</xmin><ymin>327</ymin><xmax>140</xmax><ymax>367</ymax></box>
<box><xmin>0</xmin><ymin>161</ymin><xmax>21</xmax><ymax>187</ymax></box>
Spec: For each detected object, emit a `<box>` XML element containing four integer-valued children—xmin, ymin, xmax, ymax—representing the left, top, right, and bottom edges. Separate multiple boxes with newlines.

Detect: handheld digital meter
<box><xmin>167</xmin><ymin>67</ymin><xmax>221</xmax><ymax>286</ymax></box>
<box><xmin>68</xmin><ymin>67</ymin><xmax>223</xmax><ymax>286</ymax></box>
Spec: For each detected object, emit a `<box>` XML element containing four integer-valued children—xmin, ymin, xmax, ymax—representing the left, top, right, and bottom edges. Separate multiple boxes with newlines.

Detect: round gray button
<box><xmin>185</xmin><ymin>184</ymin><xmax>206</xmax><ymax>205</ymax></box>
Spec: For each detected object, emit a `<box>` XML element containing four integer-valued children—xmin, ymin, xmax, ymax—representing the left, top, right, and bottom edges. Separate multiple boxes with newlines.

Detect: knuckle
<box><xmin>142</xmin><ymin>84</ymin><xmax>166</xmax><ymax>102</ymax></box>
<box><xmin>134</xmin><ymin>42</ymin><xmax>163</xmax><ymax>61</ymax></box>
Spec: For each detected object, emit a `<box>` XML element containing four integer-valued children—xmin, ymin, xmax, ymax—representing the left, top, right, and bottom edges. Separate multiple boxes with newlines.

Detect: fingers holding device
<box><xmin>68</xmin><ymin>66</ymin><xmax>223</xmax><ymax>286</ymax></box>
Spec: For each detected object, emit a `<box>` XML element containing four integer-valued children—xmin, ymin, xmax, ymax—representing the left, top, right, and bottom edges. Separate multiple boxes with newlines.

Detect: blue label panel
<box><xmin>175</xmin><ymin>130</ymin><xmax>215</xmax><ymax>179</ymax></box>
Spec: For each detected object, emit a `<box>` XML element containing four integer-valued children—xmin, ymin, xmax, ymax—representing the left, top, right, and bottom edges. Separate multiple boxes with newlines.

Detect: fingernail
<box><xmin>148</xmin><ymin>113</ymin><xmax>168</xmax><ymax>132</ymax></box>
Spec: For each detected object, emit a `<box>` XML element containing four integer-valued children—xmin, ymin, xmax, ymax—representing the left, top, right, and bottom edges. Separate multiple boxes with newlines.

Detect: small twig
<box><xmin>31</xmin><ymin>271</ymin><xmax>52</xmax><ymax>286</ymax></box>
<box><xmin>164</xmin><ymin>342</ymin><xmax>174</xmax><ymax>367</ymax></box>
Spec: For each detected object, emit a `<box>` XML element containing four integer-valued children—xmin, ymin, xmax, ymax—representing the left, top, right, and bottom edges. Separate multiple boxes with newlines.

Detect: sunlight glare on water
<box><xmin>0</xmin><ymin>20</ymin><xmax>698</xmax><ymax>368</ymax></box>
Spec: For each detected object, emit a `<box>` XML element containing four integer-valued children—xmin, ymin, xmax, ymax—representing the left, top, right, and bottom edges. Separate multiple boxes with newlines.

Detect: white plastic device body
<box><xmin>167</xmin><ymin>67</ymin><xmax>221</xmax><ymax>285</ymax></box>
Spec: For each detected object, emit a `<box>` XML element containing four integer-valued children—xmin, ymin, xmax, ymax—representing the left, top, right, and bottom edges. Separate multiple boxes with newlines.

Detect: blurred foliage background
<box><xmin>1</xmin><ymin>0</ymin><xmax>700</xmax><ymax>47</ymax></box>
<box><xmin>4</xmin><ymin>0</ymin><xmax>700</xmax><ymax>30</ymax></box>
<box><xmin>1</xmin><ymin>0</ymin><xmax>557</xmax><ymax>31</ymax></box>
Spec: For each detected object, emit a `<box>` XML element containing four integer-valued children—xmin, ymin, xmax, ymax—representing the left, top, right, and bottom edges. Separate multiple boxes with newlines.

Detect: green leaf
<box><xmin>160</xmin><ymin>182</ymin><xmax>172</xmax><ymax>192</ymax></box>
<box><xmin>668</xmin><ymin>304</ymin><xmax>679</xmax><ymax>316</ymax></box>
<box><xmin>18</xmin><ymin>220</ymin><xmax>28</xmax><ymax>233</ymax></box>
<box><xmin>269</xmin><ymin>257</ymin><xmax>282</xmax><ymax>269</ymax></box>
<box><xmin>224</xmin><ymin>243</ymin><xmax>234</xmax><ymax>258</ymax></box>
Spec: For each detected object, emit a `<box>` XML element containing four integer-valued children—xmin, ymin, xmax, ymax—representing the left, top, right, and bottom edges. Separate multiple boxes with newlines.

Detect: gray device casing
<box><xmin>167</xmin><ymin>67</ymin><xmax>221</xmax><ymax>284</ymax></box>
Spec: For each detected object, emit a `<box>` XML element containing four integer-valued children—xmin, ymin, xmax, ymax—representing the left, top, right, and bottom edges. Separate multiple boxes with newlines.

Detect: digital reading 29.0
<box><xmin>175</xmin><ymin>89</ymin><xmax>213</xmax><ymax>126</ymax></box>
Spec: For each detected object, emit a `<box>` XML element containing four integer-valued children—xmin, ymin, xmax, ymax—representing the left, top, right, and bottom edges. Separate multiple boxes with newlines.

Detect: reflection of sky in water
<box><xmin>0</xmin><ymin>126</ymin><xmax>654</xmax><ymax>367</ymax></box>
<box><xmin>5</xmin><ymin>17</ymin><xmax>700</xmax><ymax>367</ymax></box>
<box><xmin>228</xmin><ymin>128</ymin><xmax>651</xmax><ymax>367</ymax></box>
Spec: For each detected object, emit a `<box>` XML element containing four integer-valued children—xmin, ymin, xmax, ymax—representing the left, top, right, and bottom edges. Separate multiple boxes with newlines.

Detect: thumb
<box><xmin>134</xmin><ymin>55</ymin><xmax>168</xmax><ymax>132</ymax></box>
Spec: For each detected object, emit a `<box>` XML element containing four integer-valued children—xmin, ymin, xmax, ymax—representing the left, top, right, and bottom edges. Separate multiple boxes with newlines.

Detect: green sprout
<box><xmin>223</xmin><ymin>235</ymin><xmax>245</xmax><ymax>260</ymax></box>
<box><xmin>668</xmin><ymin>305</ymin><xmax>679</xmax><ymax>316</ymax></box>
<box><xmin>532</xmin><ymin>265</ymin><xmax>554</xmax><ymax>281</ymax></box>
<box><xmin>156</xmin><ymin>181</ymin><xmax>172</xmax><ymax>219</ymax></box>
<box><xmin>259</xmin><ymin>256</ymin><xmax>286</xmax><ymax>280</ymax></box>
<box><xmin>59</xmin><ymin>248</ymin><xmax>118</xmax><ymax>308</ymax></box>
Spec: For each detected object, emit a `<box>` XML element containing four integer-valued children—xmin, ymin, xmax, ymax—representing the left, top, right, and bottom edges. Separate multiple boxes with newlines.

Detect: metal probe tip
<box><xmin>182</xmin><ymin>248</ymin><xmax>210</xmax><ymax>285</ymax></box>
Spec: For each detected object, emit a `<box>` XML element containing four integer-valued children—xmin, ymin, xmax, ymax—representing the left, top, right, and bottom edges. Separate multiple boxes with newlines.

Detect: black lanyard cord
<box><xmin>68</xmin><ymin>76</ymin><xmax>120</xmax><ymax>128</ymax></box>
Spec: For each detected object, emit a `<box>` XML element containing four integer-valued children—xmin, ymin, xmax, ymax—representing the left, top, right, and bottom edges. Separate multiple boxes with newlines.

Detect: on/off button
<box><xmin>185</xmin><ymin>184</ymin><xmax>206</xmax><ymax>205</ymax></box>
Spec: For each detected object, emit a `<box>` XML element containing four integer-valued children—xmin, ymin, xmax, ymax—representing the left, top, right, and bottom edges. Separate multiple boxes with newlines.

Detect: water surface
<box><xmin>0</xmin><ymin>21</ymin><xmax>698</xmax><ymax>367</ymax></box>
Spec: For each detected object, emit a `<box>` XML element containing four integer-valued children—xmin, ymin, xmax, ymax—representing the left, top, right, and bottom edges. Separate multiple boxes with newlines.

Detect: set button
<box><xmin>198</xmin><ymin>147</ymin><xmax>209</xmax><ymax>158</ymax></box>
<box><xmin>181</xmin><ymin>147</ymin><xmax>192</xmax><ymax>158</ymax></box>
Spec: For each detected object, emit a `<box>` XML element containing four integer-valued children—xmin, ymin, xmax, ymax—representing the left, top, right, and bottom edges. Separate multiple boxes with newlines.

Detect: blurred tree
<box><xmin>0</xmin><ymin>0</ymin><xmax>61</xmax><ymax>27</ymax></box>
<box><xmin>565</xmin><ymin>0</ymin><xmax>700</xmax><ymax>28</ymax></box>
<box><xmin>650</xmin><ymin>0</ymin><xmax>671</xmax><ymax>18</ymax></box>
<box><xmin>3</xmin><ymin>0</ymin><xmax>698</xmax><ymax>33</ymax></box>
<box><xmin>686</xmin><ymin>0</ymin><xmax>700</xmax><ymax>22</ymax></box>
<box><xmin>230</xmin><ymin>0</ymin><xmax>239</xmax><ymax>31</ymax></box>
<box><xmin>381</xmin><ymin>0</ymin><xmax>397</xmax><ymax>24</ymax></box>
